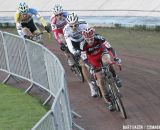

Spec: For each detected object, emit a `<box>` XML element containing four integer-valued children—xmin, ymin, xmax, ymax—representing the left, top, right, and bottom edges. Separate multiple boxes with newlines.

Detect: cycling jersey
<box><xmin>63</xmin><ymin>21</ymin><xmax>89</xmax><ymax>54</ymax></box>
<box><xmin>50</xmin><ymin>12</ymin><xmax>68</xmax><ymax>32</ymax></box>
<box><xmin>50</xmin><ymin>12</ymin><xmax>68</xmax><ymax>45</ymax></box>
<box><xmin>15</xmin><ymin>7</ymin><xmax>48</xmax><ymax>38</ymax></box>
<box><xmin>80</xmin><ymin>34</ymin><xmax>117</xmax><ymax>68</ymax></box>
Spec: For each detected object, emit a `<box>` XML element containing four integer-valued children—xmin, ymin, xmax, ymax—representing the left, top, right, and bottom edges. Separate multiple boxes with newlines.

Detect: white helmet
<box><xmin>52</xmin><ymin>4</ymin><xmax>63</xmax><ymax>15</ymax></box>
<box><xmin>66</xmin><ymin>13</ymin><xmax>78</xmax><ymax>24</ymax></box>
<box><xmin>18</xmin><ymin>2</ymin><xmax>29</xmax><ymax>14</ymax></box>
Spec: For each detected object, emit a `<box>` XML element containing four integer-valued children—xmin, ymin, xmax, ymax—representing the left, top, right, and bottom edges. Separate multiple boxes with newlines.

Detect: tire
<box><xmin>72</xmin><ymin>65</ymin><xmax>84</xmax><ymax>82</ymax></box>
<box><xmin>71</xmin><ymin>54</ymin><xmax>84</xmax><ymax>82</ymax></box>
<box><xmin>115</xmin><ymin>99</ymin><xmax>120</xmax><ymax>111</ymax></box>
<box><xmin>97</xmin><ymin>87</ymin><xmax>102</xmax><ymax>98</ymax></box>
<box><xmin>116</xmin><ymin>96</ymin><xmax>127</xmax><ymax>119</ymax></box>
<box><xmin>112</xmin><ymin>83</ymin><xmax>127</xmax><ymax>119</ymax></box>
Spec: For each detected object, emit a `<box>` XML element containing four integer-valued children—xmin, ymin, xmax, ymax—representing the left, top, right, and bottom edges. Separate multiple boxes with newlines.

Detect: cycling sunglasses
<box><xmin>85</xmin><ymin>37</ymin><xmax>94</xmax><ymax>43</ymax></box>
<box><xmin>55</xmin><ymin>13</ymin><xmax>63</xmax><ymax>17</ymax></box>
<box><xmin>70</xmin><ymin>24</ymin><xmax>79</xmax><ymax>28</ymax></box>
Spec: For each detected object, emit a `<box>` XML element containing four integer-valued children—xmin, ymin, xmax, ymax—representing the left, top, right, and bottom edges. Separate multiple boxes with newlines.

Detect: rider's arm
<box><xmin>50</xmin><ymin>15</ymin><xmax>57</xmax><ymax>31</ymax></box>
<box><xmin>50</xmin><ymin>16</ymin><xmax>66</xmax><ymax>30</ymax></box>
<box><xmin>38</xmin><ymin>14</ymin><xmax>50</xmax><ymax>32</ymax></box>
<box><xmin>63</xmin><ymin>26</ymin><xmax>76</xmax><ymax>54</ymax></box>
<box><xmin>96</xmin><ymin>34</ymin><xmax>121</xmax><ymax>63</ymax></box>
<box><xmin>97</xmin><ymin>34</ymin><xmax>117</xmax><ymax>58</ymax></box>
<box><xmin>80</xmin><ymin>40</ymin><xmax>87</xmax><ymax>51</ymax></box>
<box><xmin>51</xmin><ymin>14</ymin><xmax>67</xmax><ymax>30</ymax></box>
<box><xmin>103</xmin><ymin>40</ymin><xmax>117</xmax><ymax>58</ymax></box>
<box><xmin>56</xmin><ymin>20</ymin><xmax>67</xmax><ymax>29</ymax></box>
<box><xmin>15</xmin><ymin>12</ymin><xmax>26</xmax><ymax>37</ymax></box>
<box><xmin>30</xmin><ymin>8</ymin><xmax>50</xmax><ymax>32</ymax></box>
<box><xmin>33</xmin><ymin>9</ymin><xmax>47</xmax><ymax>27</ymax></box>
<box><xmin>15</xmin><ymin>12</ymin><xmax>22</xmax><ymax>30</ymax></box>
<box><xmin>103</xmin><ymin>39</ymin><xmax>121</xmax><ymax>64</ymax></box>
<box><xmin>65</xmin><ymin>36</ymin><xmax>76</xmax><ymax>54</ymax></box>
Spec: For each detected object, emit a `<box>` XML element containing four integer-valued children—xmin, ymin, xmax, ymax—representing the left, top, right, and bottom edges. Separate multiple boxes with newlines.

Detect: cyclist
<box><xmin>63</xmin><ymin>13</ymin><xmax>98</xmax><ymax>97</ymax></box>
<box><xmin>50</xmin><ymin>4</ymin><xmax>74</xmax><ymax>66</ymax></box>
<box><xmin>80</xmin><ymin>27</ymin><xmax>122</xmax><ymax>110</ymax></box>
<box><xmin>15</xmin><ymin>2</ymin><xmax>50</xmax><ymax>39</ymax></box>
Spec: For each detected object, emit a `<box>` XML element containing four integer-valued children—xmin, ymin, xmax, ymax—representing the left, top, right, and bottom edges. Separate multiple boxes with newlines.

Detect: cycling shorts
<box><xmin>21</xmin><ymin>19</ymin><xmax>37</xmax><ymax>33</ymax></box>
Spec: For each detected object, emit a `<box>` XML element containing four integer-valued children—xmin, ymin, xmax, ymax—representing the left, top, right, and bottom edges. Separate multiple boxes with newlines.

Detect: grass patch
<box><xmin>0</xmin><ymin>83</ymin><xmax>48</xmax><ymax>130</ymax></box>
<box><xmin>95</xmin><ymin>27</ymin><xmax>160</xmax><ymax>56</ymax></box>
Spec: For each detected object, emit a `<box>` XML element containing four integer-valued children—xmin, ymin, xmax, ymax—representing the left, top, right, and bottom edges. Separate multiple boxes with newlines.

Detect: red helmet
<box><xmin>82</xmin><ymin>27</ymin><xmax>95</xmax><ymax>39</ymax></box>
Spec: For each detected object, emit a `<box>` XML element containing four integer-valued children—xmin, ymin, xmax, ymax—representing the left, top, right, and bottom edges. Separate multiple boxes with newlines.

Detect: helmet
<box><xmin>18</xmin><ymin>2</ymin><xmax>29</xmax><ymax>14</ymax></box>
<box><xmin>52</xmin><ymin>4</ymin><xmax>63</xmax><ymax>15</ymax></box>
<box><xmin>66</xmin><ymin>13</ymin><xmax>78</xmax><ymax>24</ymax></box>
<box><xmin>82</xmin><ymin>27</ymin><xmax>95</xmax><ymax>39</ymax></box>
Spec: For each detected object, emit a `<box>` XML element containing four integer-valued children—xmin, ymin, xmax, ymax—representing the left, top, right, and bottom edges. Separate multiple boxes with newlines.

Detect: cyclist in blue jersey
<box><xmin>15</xmin><ymin>2</ymin><xmax>50</xmax><ymax>38</ymax></box>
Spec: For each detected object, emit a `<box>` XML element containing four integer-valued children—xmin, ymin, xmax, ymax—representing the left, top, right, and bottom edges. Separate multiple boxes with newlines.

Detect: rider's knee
<box><xmin>79</xmin><ymin>59</ymin><xmax>85</xmax><ymax>66</ymax></box>
<box><xmin>22</xmin><ymin>27</ymin><xmax>33</xmax><ymax>36</ymax></box>
<box><xmin>33</xmin><ymin>29</ymin><xmax>40</xmax><ymax>35</ymax></box>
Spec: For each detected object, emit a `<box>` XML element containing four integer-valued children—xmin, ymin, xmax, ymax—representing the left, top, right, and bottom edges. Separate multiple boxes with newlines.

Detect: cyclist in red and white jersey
<box><xmin>80</xmin><ymin>27</ymin><xmax>122</xmax><ymax>109</ymax></box>
<box><xmin>50</xmin><ymin>4</ymin><xmax>74</xmax><ymax>66</ymax></box>
<box><xmin>50</xmin><ymin>4</ymin><xmax>68</xmax><ymax>46</ymax></box>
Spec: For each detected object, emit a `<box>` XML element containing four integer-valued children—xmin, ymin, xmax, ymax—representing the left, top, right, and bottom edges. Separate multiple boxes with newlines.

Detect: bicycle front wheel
<box><xmin>109</xmin><ymin>81</ymin><xmax>127</xmax><ymax>119</ymax></box>
<box><xmin>113</xmin><ymin>83</ymin><xmax>127</xmax><ymax>119</ymax></box>
<box><xmin>116</xmin><ymin>95</ymin><xmax>127</xmax><ymax>119</ymax></box>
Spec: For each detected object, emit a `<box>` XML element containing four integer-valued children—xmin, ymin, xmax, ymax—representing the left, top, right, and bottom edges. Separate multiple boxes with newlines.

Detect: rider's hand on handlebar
<box><xmin>74</xmin><ymin>50</ymin><xmax>81</xmax><ymax>57</ymax></box>
<box><xmin>60</xmin><ymin>44</ymin><xmax>66</xmax><ymax>51</ymax></box>
<box><xmin>24</xmin><ymin>35</ymin><xmax>31</xmax><ymax>39</ymax></box>
<box><xmin>114</xmin><ymin>57</ymin><xmax>122</xmax><ymax>64</ymax></box>
<box><xmin>44</xmin><ymin>25</ymin><xmax>51</xmax><ymax>33</ymax></box>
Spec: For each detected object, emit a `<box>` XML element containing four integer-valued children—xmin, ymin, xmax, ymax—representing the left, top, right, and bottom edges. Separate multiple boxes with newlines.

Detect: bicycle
<box><xmin>60</xmin><ymin>43</ymin><xmax>84</xmax><ymax>82</ymax></box>
<box><xmin>102</xmin><ymin>62</ymin><xmax>127</xmax><ymax>119</ymax></box>
<box><xmin>70</xmin><ymin>53</ymin><xmax>84</xmax><ymax>82</ymax></box>
<box><xmin>90</xmin><ymin>62</ymin><xmax>127</xmax><ymax>119</ymax></box>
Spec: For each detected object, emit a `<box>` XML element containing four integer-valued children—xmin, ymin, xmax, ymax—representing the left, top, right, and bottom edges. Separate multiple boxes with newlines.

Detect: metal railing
<box><xmin>0</xmin><ymin>31</ymin><xmax>84</xmax><ymax>130</ymax></box>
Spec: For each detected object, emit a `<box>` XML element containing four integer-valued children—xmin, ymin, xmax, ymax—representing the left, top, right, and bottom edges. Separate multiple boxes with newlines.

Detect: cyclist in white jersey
<box><xmin>63</xmin><ymin>13</ymin><xmax>98</xmax><ymax>97</ymax></box>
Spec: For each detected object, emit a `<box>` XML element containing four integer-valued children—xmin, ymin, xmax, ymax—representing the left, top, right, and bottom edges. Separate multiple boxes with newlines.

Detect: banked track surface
<box><xmin>45</xmin><ymin>41</ymin><xmax>160</xmax><ymax>130</ymax></box>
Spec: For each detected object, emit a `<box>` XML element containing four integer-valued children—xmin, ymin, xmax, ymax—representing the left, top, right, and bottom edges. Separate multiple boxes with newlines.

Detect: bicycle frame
<box><xmin>90</xmin><ymin>62</ymin><xmax>127</xmax><ymax>118</ymax></box>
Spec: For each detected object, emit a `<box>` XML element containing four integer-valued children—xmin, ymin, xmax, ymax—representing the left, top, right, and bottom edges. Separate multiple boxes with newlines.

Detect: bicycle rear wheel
<box><xmin>71</xmin><ymin>65</ymin><xmax>84</xmax><ymax>82</ymax></box>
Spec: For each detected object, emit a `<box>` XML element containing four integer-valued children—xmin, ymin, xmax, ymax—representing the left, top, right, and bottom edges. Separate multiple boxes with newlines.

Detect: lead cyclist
<box><xmin>15</xmin><ymin>2</ymin><xmax>51</xmax><ymax>39</ymax></box>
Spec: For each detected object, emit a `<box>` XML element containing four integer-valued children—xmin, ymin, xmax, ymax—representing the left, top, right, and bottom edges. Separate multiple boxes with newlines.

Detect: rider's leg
<box><xmin>95</xmin><ymin>70</ymin><xmax>114</xmax><ymax>110</ymax></box>
<box><xmin>28</xmin><ymin>19</ymin><xmax>39</xmax><ymax>35</ymax></box>
<box><xmin>22</xmin><ymin>27</ymin><xmax>33</xmax><ymax>37</ymax></box>
<box><xmin>79</xmin><ymin>59</ymin><xmax>98</xmax><ymax>97</ymax></box>
<box><xmin>95</xmin><ymin>71</ymin><xmax>109</xmax><ymax>102</ymax></box>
